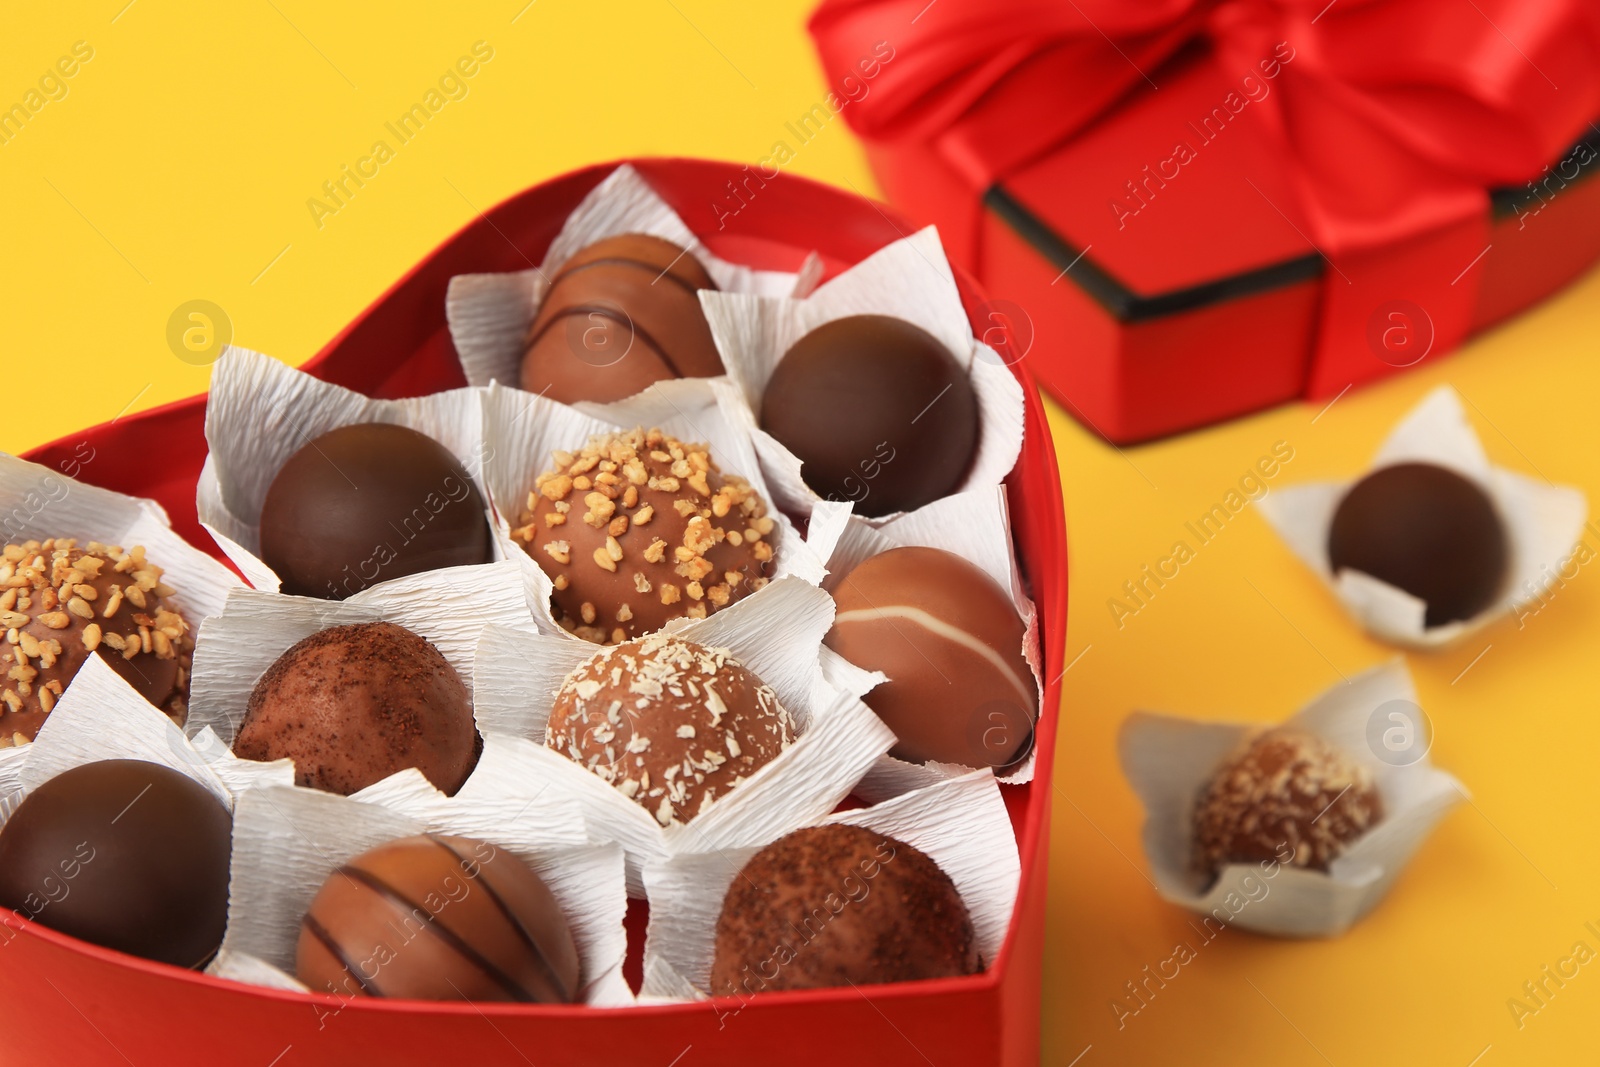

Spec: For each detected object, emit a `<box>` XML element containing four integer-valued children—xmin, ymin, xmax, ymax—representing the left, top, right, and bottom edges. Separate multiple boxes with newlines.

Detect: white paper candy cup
<box><xmin>472</xmin><ymin>576</ymin><xmax>896</xmax><ymax>894</ymax></box>
<box><xmin>700</xmin><ymin>226</ymin><xmax>1026</xmax><ymax>523</ymax></box>
<box><xmin>446</xmin><ymin>163</ymin><xmax>815</xmax><ymax>390</ymax></box>
<box><xmin>1258</xmin><ymin>385</ymin><xmax>1588</xmax><ymax>649</ymax></box>
<box><xmin>478</xmin><ymin>377</ymin><xmax>829</xmax><ymax>641</ymax></box>
<box><xmin>807</xmin><ymin>488</ymin><xmax>1044</xmax><ymax>792</ymax></box>
<box><xmin>638</xmin><ymin>769</ymin><xmax>1019</xmax><ymax>1001</ymax></box>
<box><xmin>211</xmin><ymin>779</ymin><xmax>631</xmax><ymax>1006</ymax></box>
<box><xmin>1118</xmin><ymin>660</ymin><xmax>1464</xmax><ymax>938</ymax></box>
<box><xmin>196</xmin><ymin>346</ymin><xmax>494</xmax><ymax>595</ymax></box>
<box><xmin>186</xmin><ymin>559</ymin><xmax>537</xmax><ymax>748</ymax></box>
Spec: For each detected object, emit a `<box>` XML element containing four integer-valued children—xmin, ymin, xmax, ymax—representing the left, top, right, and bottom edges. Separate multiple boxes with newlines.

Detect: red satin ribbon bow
<box><xmin>810</xmin><ymin>0</ymin><xmax>1600</xmax><ymax>396</ymax></box>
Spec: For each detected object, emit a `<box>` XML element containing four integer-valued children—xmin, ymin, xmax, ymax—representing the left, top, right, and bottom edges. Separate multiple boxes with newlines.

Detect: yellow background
<box><xmin>3</xmin><ymin>3</ymin><xmax>1598</xmax><ymax>1064</ymax></box>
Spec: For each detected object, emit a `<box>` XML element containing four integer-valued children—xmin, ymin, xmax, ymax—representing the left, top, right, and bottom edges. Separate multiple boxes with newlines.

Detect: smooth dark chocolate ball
<box><xmin>521</xmin><ymin>234</ymin><xmax>724</xmax><ymax>404</ymax></box>
<box><xmin>234</xmin><ymin>621</ymin><xmax>477</xmax><ymax>796</ymax></box>
<box><xmin>296</xmin><ymin>834</ymin><xmax>581</xmax><ymax>1002</ymax></box>
<box><xmin>760</xmin><ymin>315</ymin><xmax>979</xmax><ymax>517</ymax></box>
<box><xmin>0</xmin><ymin>759</ymin><xmax>231</xmax><ymax>968</ymax></box>
<box><xmin>259</xmin><ymin>422</ymin><xmax>492</xmax><ymax>601</ymax></box>
<box><xmin>1328</xmin><ymin>462</ymin><xmax>1508</xmax><ymax>627</ymax></box>
<box><xmin>711</xmin><ymin>824</ymin><xmax>980</xmax><ymax>995</ymax></box>
<box><xmin>827</xmin><ymin>547</ymin><xmax>1034</xmax><ymax>769</ymax></box>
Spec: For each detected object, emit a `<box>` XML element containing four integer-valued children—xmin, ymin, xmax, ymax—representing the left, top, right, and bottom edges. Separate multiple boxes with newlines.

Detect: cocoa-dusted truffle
<box><xmin>259</xmin><ymin>422</ymin><xmax>492</xmax><ymax>601</ymax></box>
<box><xmin>521</xmin><ymin>234</ymin><xmax>724</xmax><ymax>405</ymax></box>
<box><xmin>297</xmin><ymin>834</ymin><xmax>580</xmax><ymax>1003</ymax></box>
<box><xmin>1193</xmin><ymin>728</ymin><xmax>1383</xmax><ymax>877</ymax></box>
<box><xmin>0</xmin><ymin>759</ymin><xmax>231</xmax><ymax>968</ymax></box>
<box><xmin>826</xmin><ymin>546</ymin><xmax>1034</xmax><ymax>769</ymax></box>
<box><xmin>512</xmin><ymin>427</ymin><xmax>776</xmax><ymax>644</ymax></box>
<box><xmin>0</xmin><ymin>539</ymin><xmax>192</xmax><ymax>746</ymax></box>
<box><xmin>711</xmin><ymin>824</ymin><xmax>979</xmax><ymax>995</ymax></box>
<box><xmin>760</xmin><ymin>315</ymin><xmax>979</xmax><ymax>517</ymax></box>
<box><xmin>234</xmin><ymin>621</ymin><xmax>477</xmax><ymax>796</ymax></box>
<box><xmin>546</xmin><ymin>633</ymin><xmax>793</xmax><ymax>825</ymax></box>
<box><xmin>1328</xmin><ymin>462</ymin><xmax>1507</xmax><ymax>627</ymax></box>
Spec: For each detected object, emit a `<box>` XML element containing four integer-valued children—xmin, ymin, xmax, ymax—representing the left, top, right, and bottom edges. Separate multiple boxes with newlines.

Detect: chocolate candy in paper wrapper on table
<box><xmin>809</xmin><ymin>0</ymin><xmax>1600</xmax><ymax>442</ymax></box>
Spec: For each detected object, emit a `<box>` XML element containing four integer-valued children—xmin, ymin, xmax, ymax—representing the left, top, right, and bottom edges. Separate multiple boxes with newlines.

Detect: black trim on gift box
<box><xmin>988</xmin><ymin>127</ymin><xmax>1600</xmax><ymax>324</ymax></box>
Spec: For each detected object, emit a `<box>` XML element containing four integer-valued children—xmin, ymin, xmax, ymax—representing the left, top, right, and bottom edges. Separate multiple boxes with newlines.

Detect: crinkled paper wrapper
<box><xmin>808</xmin><ymin>488</ymin><xmax>1045</xmax><ymax>792</ymax></box>
<box><xmin>446</xmin><ymin>163</ymin><xmax>818</xmax><ymax>389</ymax></box>
<box><xmin>196</xmin><ymin>346</ymin><xmax>496</xmax><ymax>596</ymax></box>
<box><xmin>472</xmin><ymin>576</ymin><xmax>896</xmax><ymax>894</ymax></box>
<box><xmin>700</xmin><ymin>226</ymin><xmax>1026</xmax><ymax>523</ymax></box>
<box><xmin>478</xmin><ymin>376</ymin><xmax>831</xmax><ymax>641</ymax></box>
<box><xmin>1118</xmin><ymin>661</ymin><xmax>1464</xmax><ymax>937</ymax></box>
<box><xmin>639</xmin><ymin>769</ymin><xmax>1020</xmax><ymax>1001</ymax></box>
<box><xmin>1258</xmin><ymin>385</ymin><xmax>1588</xmax><ymax>649</ymax></box>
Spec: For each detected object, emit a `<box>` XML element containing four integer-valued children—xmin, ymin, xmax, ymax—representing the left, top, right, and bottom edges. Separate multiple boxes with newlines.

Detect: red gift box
<box><xmin>8</xmin><ymin>159</ymin><xmax>1067</xmax><ymax>1067</ymax></box>
<box><xmin>812</xmin><ymin>0</ymin><xmax>1600</xmax><ymax>443</ymax></box>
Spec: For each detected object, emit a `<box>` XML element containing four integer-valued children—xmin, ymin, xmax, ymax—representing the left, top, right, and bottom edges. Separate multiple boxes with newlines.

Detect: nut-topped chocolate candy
<box><xmin>1193</xmin><ymin>728</ymin><xmax>1383</xmax><ymax>877</ymax></box>
<box><xmin>297</xmin><ymin>834</ymin><xmax>581</xmax><ymax>1003</ymax></box>
<box><xmin>826</xmin><ymin>546</ymin><xmax>1034</xmax><ymax>770</ymax></box>
<box><xmin>1328</xmin><ymin>461</ymin><xmax>1508</xmax><ymax>627</ymax></box>
<box><xmin>546</xmin><ymin>634</ymin><xmax>793</xmax><ymax>825</ymax></box>
<box><xmin>0</xmin><ymin>539</ymin><xmax>192</xmax><ymax>745</ymax></box>
<box><xmin>760</xmin><ymin>315</ymin><xmax>979</xmax><ymax>517</ymax></box>
<box><xmin>711</xmin><ymin>824</ymin><xmax>980</xmax><ymax>995</ymax></box>
<box><xmin>521</xmin><ymin>234</ymin><xmax>724</xmax><ymax>405</ymax></box>
<box><xmin>234</xmin><ymin>621</ymin><xmax>477</xmax><ymax>796</ymax></box>
<box><xmin>513</xmin><ymin>428</ymin><xmax>776</xmax><ymax>644</ymax></box>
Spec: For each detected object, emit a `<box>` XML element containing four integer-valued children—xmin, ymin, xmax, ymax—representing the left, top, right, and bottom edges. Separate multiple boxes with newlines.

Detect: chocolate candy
<box><xmin>521</xmin><ymin>234</ymin><xmax>724</xmax><ymax>404</ymax></box>
<box><xmin>547</xmin><ymin>634</ymin><xmax>793</xmax><ymax>825</ymax></box>
<box><xmin>234</xmin><ymin>621</ymin><xmax>477</xmax><ymax>796</ymax></box>
<box><xmin>0</xmin><ymin>539</ymin><xmax>192</xmax><ymax>745</ymax></box>
<box><xmin>296</xmin><ymin>834</ymin><xmax>580</xmax><ymax>1002</ymax></box>
<box><xmin>826</xmin><ymin>546</ymin><xmax>1034</xmax><ymax>769</ymax></box>
<box><xmin>0</xmin><ymin>759</ymin><xmax>231</xmax><ymax>968</ymax></box>
<box><xmin>1193</xmin><ymin>728</ymin><xmax>1382</xmax><ymax>877</ymax></box>
<box><xmin>1328</xmin><ymin>462</ymin><xmax>1507</xmax><ymax>627</ymax></box>
<box><xmin>759</xmin><ymin>315</ymin><xmax>979</xmax><ymax>517</ymax></box>
<box><xmin>259</xmin><ymin>422</ymin><xmax>492</xmax><ymax>601</ymax></box>
<box><xmin>513</xmin><ymin>428</ymin><xmax>776</xmax><ymax>644</ymax></box>
<box><xmin>711</xmin><ymin>824</ymin><xmax>979</xmax><ymax>995</ymax></box>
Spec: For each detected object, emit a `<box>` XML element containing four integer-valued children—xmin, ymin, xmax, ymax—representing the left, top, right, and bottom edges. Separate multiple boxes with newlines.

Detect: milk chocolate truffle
<box><xmin>512</xmin><ymin>427</ymin><xmax>776</xmax><ymax>644</ymax></box>
<box><xmin>0</xmin><ymin>760</ymin><xmax>231</xmax><ymax>968</ymax></box>
<box><xmin>1328</xmin><ymin>462</ymin><xmax>1507</xmax><ymax>627</ymax></box>
<box><xmin>759</xmin><ymin>315</ymin><xmax>979</xmax><ymax>517</ymax></box>
<box><xmin>826</xmin><ymin>546</ymin><xmax>1034</xmax><ymax>769</ymax></box>
<box><xmin>296</xmin><ymin>834</ymin><xmax>580</xmax><ymax>1002</ymax></box>
<box><xmin>1193</xmin><ymin>728</ymin><xmax>1383</xmax><ymax>877</ymax></box>
<box><xmin>0</xmin><ymin>539</ymin><xmax>193</xmax><ymax>746</ymax></box>
<box><xmin>547</xmin><ymin>633</ymin><xmax>793</xmax><ymax>825</ymax></box>
<box><xmin>234</xmin><ymin>621</ymin><xmax>476</xmax><ymax>796</ymax></box>
<box><xmin>711</xmin><ymin>824</ymin><xmax>979</xmax><ymax>996</ymax></box>
<box><xmin>259</xmin><ymin>422</ymin><xmax>492</xmax><ymax>601</ymax></box>
<box><xmin>521</xmin><ymin>234</ymin><xmax>724</xmax><ymax>404</ymax></box>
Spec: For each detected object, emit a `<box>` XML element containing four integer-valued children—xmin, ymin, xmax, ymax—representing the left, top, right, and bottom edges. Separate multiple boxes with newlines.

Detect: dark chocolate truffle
<box><xmin>296</xmin><ymin>834</ymin><xmax>580</xmax><ymax>1003</ymax></box>
<box><xmin>547</xmin><ymin>633</ymin><xmax>793</xmax><ymax>825</ymax></box>
<box><xmin>826</xmin><ymin>546</ymin><xmax>1035</xmax><ymax>769</ymax></box>
<box><xmin>0</xmin><ymin>759</ymin><xmax>231</xmax><ymax>968</ymax></box>
<box><xmin>259</xmin><ymin>422</ymin><xmax>492</xmax><ymax>601</ymax></box>
<box><xmin>0</xmin><ymin>538</ymin><xmax>193</xmax><ymax>746</ymax></box>
<box><xmin>1328</xmin><ymin>461</ymin><xmax>1508</xmax><ymax>627</ymax></box>
<box><xmin>512</xmin><ymin>427</ymin><xmax>776</xmax><ymax>644</ymax></box>
<box><xmin>711</xmin><ymin>824</ymin><xmax>979</xmax><ymax>995</ymax></box>
<box><xmin>521</xmin><ymin>234</ymin><xmax>724</xmax><ymax>404</ymax></box>
<box><xmin>234</xmin><ymin>621</ymin><xmax>477</xmax><ymax>796</ymax></box>
<box><xmin>1193</xmin><ymin>728</ymin><xmax>1383</xmax><ymax>877</ymax></box>
<box><xmin>760</xmin><ymin>315</ymin><xmax>979</xmax><ymax>517</ymax></box>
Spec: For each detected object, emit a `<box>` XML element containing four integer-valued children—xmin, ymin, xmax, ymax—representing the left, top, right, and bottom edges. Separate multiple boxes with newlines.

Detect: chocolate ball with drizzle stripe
<box><xmin>295</xmin><ymin>834</ymin><xmax>581</xmax><ymax>1003</ymax></box>
<box><xmin>520</xmin><ymin>234</ymin><xmax>725</xmax><ymax>404</ymax></box>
